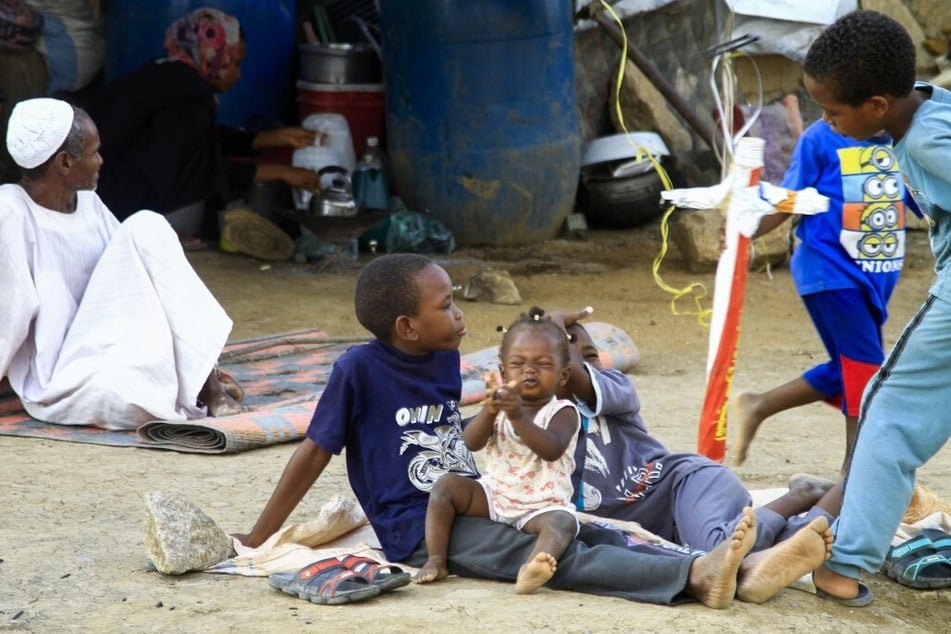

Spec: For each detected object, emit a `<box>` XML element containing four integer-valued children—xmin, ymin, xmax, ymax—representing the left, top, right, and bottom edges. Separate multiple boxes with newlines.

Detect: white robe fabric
<box><xmin>0</xmin><ymin>184</ymin><xmax>232</xmax><ymax>429</ymax></box>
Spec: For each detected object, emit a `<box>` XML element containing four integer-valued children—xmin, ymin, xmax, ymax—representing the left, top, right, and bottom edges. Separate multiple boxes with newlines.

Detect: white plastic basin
<box><xmin>580</xmin><ymin>132</ymin><xmax>670</xmax><ymax>169</ymax></box>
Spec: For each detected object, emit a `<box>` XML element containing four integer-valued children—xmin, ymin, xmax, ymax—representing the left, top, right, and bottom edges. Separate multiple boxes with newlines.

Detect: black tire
<box><xmin>577</xmin><ymin>169</ymin><xmax>665</xmax><ymax>229</ymax></box>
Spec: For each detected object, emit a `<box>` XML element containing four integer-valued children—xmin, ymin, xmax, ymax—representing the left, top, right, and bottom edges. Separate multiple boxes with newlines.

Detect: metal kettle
<box><xmin>309</xmin><ymin>165</ymin><xmax>359</xmax><ymax>217</ymax></box>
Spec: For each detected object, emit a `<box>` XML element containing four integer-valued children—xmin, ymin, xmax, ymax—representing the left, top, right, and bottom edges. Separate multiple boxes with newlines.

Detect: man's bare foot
<box><xmin>736</xmin><ymin>515</ymin><xmax>832</xmax><ymax>603</ymax></box>
<box><xmin>813</xmin><ymin>562</ymin><xmax>861</xmax><ymax>601</ymax></box>
<box><xmin>217</xmin><ymin>370</ymin><xmax>245</xmax><ymax>402</ymax></box>
<box><xmin>199</xmin><ymin>371</ymin><xmax>244</xmax><ymax>417</ymax></box>
<box><xmin>515</xmin><ymin>552</ymin><xmax>557</xmax><ymax>594</ymax></box>
<box><xmin>686</xmin><ymin>507</ymin><xmax>756</xmax><ymax>609</ymax></box>
<box><xmin>413</xmin><ymin>556</ymin><xmax>449</xmax><ymax>584</ymax></box>
<box><xmin>733</xmin><ymin>391</ymin><xmax>763</xmax><ymax>466</ymax></box>
<box><xmin>787</xmin><ymin>473</ymin><xmax>837</xmax><ymax>498</ymax></box>
<box><xmin>204</xmin><ymin>393</ymin><xmax>244</xmax><ymax>417</ymax></box>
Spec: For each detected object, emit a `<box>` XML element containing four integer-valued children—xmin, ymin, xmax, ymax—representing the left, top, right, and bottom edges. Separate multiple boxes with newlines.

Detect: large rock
<box><xmin>748</xmin><ymin>220</ymin><xmax>792</xmax><ymax>272</ymax></box>
<box><xmin>862</xmin><ymin>0</ymin><xmax>938</xmax><ymax>74</ymax></box>
<box><xmin>669</xmin><ymin>208</ymin><xmax>722</xmax><ymax>273</ymax></box>
<box><xmin>903</xmin><ymin>0</ymin><xmax>951</xmax><ymax>41</ymax></box>
<box><xmin>144</xmin><ymin>490</ymin><xmax>235</xmax><ymax>575</ymax></box>
<box><xmin>669</xmin><ymin>208</ymin><xmax>792</xmax><ymax>273</ymax></box>
<box><xmin>463</xmin><ymin>268</ymin><xmax>522</xmax><ymax>305</ymax></box>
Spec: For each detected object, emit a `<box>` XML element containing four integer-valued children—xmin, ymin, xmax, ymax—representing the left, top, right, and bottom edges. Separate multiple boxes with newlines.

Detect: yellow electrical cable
<box><xmin>599</xmin><ymin>0</ymin><xmax>711</xmax><ymax>326</ymax></box>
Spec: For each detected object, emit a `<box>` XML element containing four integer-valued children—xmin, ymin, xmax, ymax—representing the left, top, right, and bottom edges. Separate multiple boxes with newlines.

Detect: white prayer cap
<box><xmin>6</xmin><ymin>98</ymin><xmax>75</xmax><ymax>169</ymax></box>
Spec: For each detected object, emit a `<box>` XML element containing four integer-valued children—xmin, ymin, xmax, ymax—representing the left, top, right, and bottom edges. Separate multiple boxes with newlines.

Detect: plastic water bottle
<box><xmin>352</xmin><ymin>136</ymin><xmax>390</xmax><ymax>211</ymax></box>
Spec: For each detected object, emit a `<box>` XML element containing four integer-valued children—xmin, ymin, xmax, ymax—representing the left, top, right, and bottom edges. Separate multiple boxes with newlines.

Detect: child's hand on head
<box><xmin>546</xmin><ymin>306</ymin><xmax>593</xmax><ymax>348</ymax></box>
<box><xmin>548</xmin><ymin>306</ymin><xmax>593</xmax><ymax>331</ymax></box>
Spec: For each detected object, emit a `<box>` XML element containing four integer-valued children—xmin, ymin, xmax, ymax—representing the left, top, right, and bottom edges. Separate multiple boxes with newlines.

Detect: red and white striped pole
<box><xmin>697</xmin><ymin>137</ymin><xmax>764</xmax><ymax>462</ymax></box>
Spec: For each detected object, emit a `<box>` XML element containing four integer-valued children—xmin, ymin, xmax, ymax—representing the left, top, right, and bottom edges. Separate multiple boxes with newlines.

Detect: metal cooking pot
<box><xmin>298</xmin><ymin>43</ymin><xmax>382</xmax><ymax>84</ymax></box>
<box><xmin>247</xmin><ymin>180</ymin><xmax>293</xmax><ymax>219</ymax></box>
<box><xmin>310</xmin><ymin>166</ymin><xmax>359</xmax><ymax>217</ymax></box>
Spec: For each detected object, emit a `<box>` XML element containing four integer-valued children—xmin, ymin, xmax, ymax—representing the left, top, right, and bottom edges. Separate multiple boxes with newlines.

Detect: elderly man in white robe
<box><xmin>0</xmin><ymin>97</ymin><xmax>243</xmax><ymax>430</ymax></box>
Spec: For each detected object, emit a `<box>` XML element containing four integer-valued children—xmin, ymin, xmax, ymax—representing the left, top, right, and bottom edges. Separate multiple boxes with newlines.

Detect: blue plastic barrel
<box><xmin>104</xmin><ymin>1</ymin><xmax>296</xmax><ymax>127</ymax></box>
<box><xmin>378</xmin><ymin>1</ymin><xmax>581</xmax><ymax>246</ymax></box>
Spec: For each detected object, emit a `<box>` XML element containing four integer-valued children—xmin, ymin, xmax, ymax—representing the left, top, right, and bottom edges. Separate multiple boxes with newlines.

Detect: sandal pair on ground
<box><xmin>269</xmin><ymin>554</ymin><xmax>412</xmax><ymax>605</ymax></box>
<box><xmin>882</xmin><ymin>529</ymin><xmax>951</xmax><ymax>589</ymax></box>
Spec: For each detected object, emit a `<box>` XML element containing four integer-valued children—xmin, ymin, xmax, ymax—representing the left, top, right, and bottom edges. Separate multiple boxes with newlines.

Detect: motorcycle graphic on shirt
<box><xmin>398</xmin><ymin>401</ymin><xmax>478</xmax><ymax>491</ymax></box>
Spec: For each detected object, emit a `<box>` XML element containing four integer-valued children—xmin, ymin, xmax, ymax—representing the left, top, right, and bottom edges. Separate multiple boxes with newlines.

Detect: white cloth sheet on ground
<box><xmin>210</xmin><ymin>488</ymin><xmax>949</xmax><ymax>596</ymax></box>
<box><xmin>209</xmin><ymin>494</ymin><xmax>391</xmax><ymax>577</ymax></box>
<box><xmin>210</xmin><ymin>496</ymin><xmax>695</xmax><ymax>578</ymax></box>
<box><xmin>0</xmin><ymin>184</ymin><xmax>232</xmax><ymax>429</ymax></box>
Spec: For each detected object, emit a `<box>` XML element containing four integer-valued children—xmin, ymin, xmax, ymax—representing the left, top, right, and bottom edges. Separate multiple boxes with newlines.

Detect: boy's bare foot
<box><xmin>787</xmin><ymin>473</ymin><xmax>837</xmax><ymax>498</ymax></box>
<box><xmin>736</xmin><ymin>515</ymin><xmax>832</xmax><ymax>603</ymax></box>
<box><xmin>733</xmin><ymin>391</ymin><xmax>762</xmax><ymax>466</ymax></box>
<box><xmin>813</xmin><ymin>562</ymin><xmax>862</xmax><ymax>601</ymax></box>
<box><xmin>515</xmin><ymin>552</ymin><xmax>558</xmax><ymax>595</ymax></box>
<box><xmin>413</xmin><ymin>556</ymin><xmax>449</xmax><ymax>584</ymax></box>
<box><xmin>686</xmin><ymin>507</ymin><xmax>756</xmax><ymax>609</ymax></box>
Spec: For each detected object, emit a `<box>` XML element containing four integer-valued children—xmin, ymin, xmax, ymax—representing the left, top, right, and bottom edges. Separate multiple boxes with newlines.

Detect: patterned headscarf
<box><xmin>163</xmin><ymin>7</ymin><xmax>241</xmax><ymax>88</ymax></box>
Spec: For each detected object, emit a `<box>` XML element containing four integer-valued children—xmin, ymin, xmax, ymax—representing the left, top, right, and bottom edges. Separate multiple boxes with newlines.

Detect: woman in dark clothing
<box><xmin>88</xmin><ymin>7</ymin><xmax>320</xmax><ymax>230</ymax></box>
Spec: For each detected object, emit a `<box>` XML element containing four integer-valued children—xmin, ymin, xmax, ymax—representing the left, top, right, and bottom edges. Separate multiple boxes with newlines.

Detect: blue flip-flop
<box><xmin>815</xmin><ymin>581</ymin><xmax>873</xmax><ymax>607</ymax></box>
<box><xmin>883</xmin><ymin>533</ymin><xmax>951</xmax><ymax>589</ymax></box>
<box><xmin>916</xmin><ymin>528</ymin><xmax>951</xmax><ymax>559</ymax></box>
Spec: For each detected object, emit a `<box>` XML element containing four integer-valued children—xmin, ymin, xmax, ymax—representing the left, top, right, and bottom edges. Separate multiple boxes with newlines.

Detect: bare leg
<box><xmin>813</xmin><ymin>481</ymin><xmax>843</xmax><ymax>518</ymax></box>
<box><xmin>684</xmin><ymin>507</ymin><xmax>756</xmax><ymax>609</ymax></box>
<box><xmin>735</xmin><ymin>515</ymin><xmax>833</xmax><ymax>603</ymax></box>
<box><xmin>414</xmin><ymin>475</ymin><xmax>489</xmax><ymax>584</ymax></box>
<box><xmin>198</xmin><ymin>369</ymin><xmax>243</xmax><ymax>417</ymax></box>
<box><xmin>514</xmin><ymin>511</ymin><xmax>576</xmax><ymax>594</ymax></box>
<box><xmin>841</xmin><ymin>414</ymin><xmax>857</xmax><ymax>475</ymax></box>
<box><xmin>762</xmin><ymin>483</ymin><xmax>827</xmax><ymax>519</ymax></box>
<box><xmin>733</xmin><ymin>378</ymin><xmax>825</xmax><ymax>466</ymax></box>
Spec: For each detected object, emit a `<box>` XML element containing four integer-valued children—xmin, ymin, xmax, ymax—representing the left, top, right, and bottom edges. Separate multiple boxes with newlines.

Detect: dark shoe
<box><xmin>883</xmin><ymin>533</ymin><xmax>951</xmax><ymax>589</ymax></box>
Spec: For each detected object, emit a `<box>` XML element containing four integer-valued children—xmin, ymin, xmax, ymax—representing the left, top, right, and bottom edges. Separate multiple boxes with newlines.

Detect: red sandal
<box><xmin>337</xmin><ymin>554</ymin><xmax>412</xmax><ymax>592</ymax></box>
<box><xmin>268</xmin><ymin>558</ymin><xmax>381</xmax><ymax>605</ymax></box>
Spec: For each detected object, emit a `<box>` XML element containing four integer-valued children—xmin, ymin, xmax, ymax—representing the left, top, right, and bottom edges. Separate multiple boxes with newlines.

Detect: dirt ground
<box><xmin>2</xmin><ymin>221</ymin><xmax>950</xmax><ymax>633</ymax></box>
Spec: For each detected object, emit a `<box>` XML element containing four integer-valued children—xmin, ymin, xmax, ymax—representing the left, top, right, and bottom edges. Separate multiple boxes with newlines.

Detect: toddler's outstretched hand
<box><xmin>494</xmin><ymin>380</ymin><xmax>523</xmax><ymax>417</ymax></box>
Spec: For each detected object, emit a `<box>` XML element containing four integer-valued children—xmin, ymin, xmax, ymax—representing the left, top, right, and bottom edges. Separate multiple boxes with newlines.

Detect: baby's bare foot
<box><xmin>733</xmin><ymin>391</ymin><xmax>762</xmax><ymax>466</ymax></box>
<box><xmin>413</xmin><ymin>556</ymin><xmax>449</xmax><ymax>584</ymax></box>
<box><xmin>687</xmin><ymin>507</ymin><xmax>756</xmax><ymax>609</ymax></box>
<box><xmin>736</xmin><ymin>515</ymin><xmax>832</xmax><ymax>603</ymax></box>
<box><xmin>515</xmin><ymin>552</ymin><xmax>557</xmax><ymax>595</ymax></box>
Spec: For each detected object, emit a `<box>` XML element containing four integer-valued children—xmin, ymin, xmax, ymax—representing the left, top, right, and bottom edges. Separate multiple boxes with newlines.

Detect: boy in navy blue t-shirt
<box><xmin>236</xmin><ymin>254</ymin><xmax>823</xmax><ymax>608</ymax></box>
